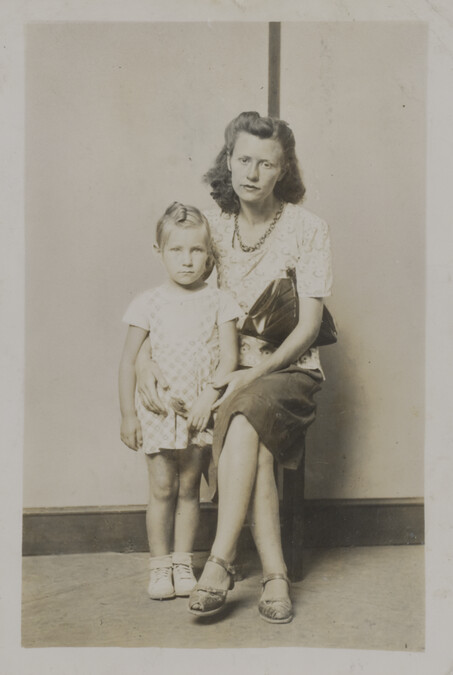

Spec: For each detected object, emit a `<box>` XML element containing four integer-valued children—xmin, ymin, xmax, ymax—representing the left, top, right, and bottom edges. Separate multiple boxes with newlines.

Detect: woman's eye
<box><xmin>262</xmin><ymin>162</ymin><xmax>271</xmax><ymax>169</ymax></box>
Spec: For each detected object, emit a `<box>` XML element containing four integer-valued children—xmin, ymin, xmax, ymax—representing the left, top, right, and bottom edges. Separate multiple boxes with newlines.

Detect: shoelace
<box><xmin>151</xmin><ymin>567</ymin><xmax>172</xmax><ymax>581</ymax></box>
<box><xmin>174</xmin><ymin>563</ymin><xmax>193</xmax><ymax>580</ymax></box>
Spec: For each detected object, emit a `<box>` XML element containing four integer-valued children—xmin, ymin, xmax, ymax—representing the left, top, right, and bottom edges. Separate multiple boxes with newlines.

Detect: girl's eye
<box><xmin>262</xmin><ymin>162</ymin><xmax>271</xmax><ymax>169</ymax></box>
<box><xmin>239</xmin><ymin>157</ymin><xmax>249</xmax><ymax>164</ymax></box>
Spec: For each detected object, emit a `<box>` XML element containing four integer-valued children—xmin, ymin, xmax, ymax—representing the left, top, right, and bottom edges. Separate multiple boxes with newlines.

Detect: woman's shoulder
<box><xmin>203</xmin><ymin>207</ymin><xmax>233</xmax><ymax>233</ymax></box>
<box><xmin>283</xmin><ymin>202</ymin><xmax>328</xmax><ymax>228</ymax></box>
<box><xmin>282</xmin><ymin>203</ymin><xmax>330</xmax><ymax>246</ymax></box>
<box><xmin>203</xmin><ymin>205</ymin><xmax>226</xmax><ymax>220</ymax></box>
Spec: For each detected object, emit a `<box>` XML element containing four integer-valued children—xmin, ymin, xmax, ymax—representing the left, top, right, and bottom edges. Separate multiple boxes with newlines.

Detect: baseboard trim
<box><xmin>22</xmin><ymin>498</ymin><xmax>424</xmax><ymax>556</ymax></box>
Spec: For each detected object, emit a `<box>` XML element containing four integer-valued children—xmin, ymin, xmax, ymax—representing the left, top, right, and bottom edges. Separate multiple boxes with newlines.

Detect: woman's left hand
<box><xmin>212</xmin><ymin>369</ymin><xmax>256</xmax><ymax>410</ymax></box>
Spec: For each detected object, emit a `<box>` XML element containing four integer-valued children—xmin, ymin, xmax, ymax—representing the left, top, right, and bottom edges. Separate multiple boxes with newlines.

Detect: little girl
<box><xmin>119</xmin><ymin>202</ymin><xmax>240</xmax><ymax>600</ymax></box>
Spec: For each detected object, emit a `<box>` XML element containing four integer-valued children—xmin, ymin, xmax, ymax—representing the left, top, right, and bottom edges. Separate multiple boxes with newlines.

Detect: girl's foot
<box><xmin>148</xmin><ymin>554</ymin><xmax>175</xmax><ymax>600</ymax></box>
<box><xmin>172</xmin><ymin>552</ymin><xmax>197</xmax><ymax>597</ymax></box>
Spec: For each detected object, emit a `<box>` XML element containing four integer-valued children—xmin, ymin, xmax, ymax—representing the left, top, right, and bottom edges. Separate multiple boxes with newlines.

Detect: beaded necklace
<box><xmin>233</xmin><ymin>201</ymin><xmax>285</xmax><ymax>253</ymax></box>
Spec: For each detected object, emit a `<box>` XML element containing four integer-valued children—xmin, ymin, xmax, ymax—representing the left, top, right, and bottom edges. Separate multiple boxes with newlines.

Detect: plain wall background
<box><xmin>24</xmin><ymin>21</ymin><xmax>426</xmax><ymax>508</ymax></box>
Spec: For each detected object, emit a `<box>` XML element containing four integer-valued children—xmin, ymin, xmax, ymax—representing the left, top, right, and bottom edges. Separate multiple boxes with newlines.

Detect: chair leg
<box><xmin>281</xmin><ymin>454</ymin><xmax>305</xmax><ymax>582</ymax></box>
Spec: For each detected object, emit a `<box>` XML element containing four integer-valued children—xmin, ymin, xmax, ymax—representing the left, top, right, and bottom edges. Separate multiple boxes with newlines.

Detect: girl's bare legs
<box><xmin>173</xmin><ymin>445</ymin><xmax>206</xmax><ymax>553</ymax></box>
<box><xmin>145</xmin><ymin>453</ymin><xmax>178</xmax><ymax>556</ymax></box>
<box><xmin>248</xmin><ymin>445</ymin><xmax>290</xmax><ymax>602</ymax></box>
<box><xmin>195</xmin><ymin>414</ymin><xmax>261</xmax><ymax>591</ymax></box>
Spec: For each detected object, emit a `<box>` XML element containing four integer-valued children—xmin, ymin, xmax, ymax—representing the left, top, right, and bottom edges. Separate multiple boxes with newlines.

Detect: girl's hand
<box><xmin>187</xmin><ymin>390</ymin><xmax>216</xmax><ymax>432</ymax></box>
<box><xmin>212</xmin><ymin>369</ymin><xmax>256</xmax><ymax>410</ymax></box>
<box><xmin>169</xmin><ymin>397</ymin><xmax>188</xmax><ymax>418</ymax></box>
<box><xmin>120</xmin><ymin>415</ymin><xmax>143</xmax><ymax>451</ymax></box>
<box><xmin>136</xmin><ymin>360</ymin><xmax>169</xmax><ymax>416</ymax></box>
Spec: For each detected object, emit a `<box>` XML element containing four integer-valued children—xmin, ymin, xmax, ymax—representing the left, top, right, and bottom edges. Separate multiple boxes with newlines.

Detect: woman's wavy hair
<box><xmin>203</xmin><ymin>111</ymin><xmax>306</xmax><ymax>214</ymax></box>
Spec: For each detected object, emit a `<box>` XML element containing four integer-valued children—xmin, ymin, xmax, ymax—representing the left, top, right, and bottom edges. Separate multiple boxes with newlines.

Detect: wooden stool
<box><xmin>278</xmin><ymin>443</ymin><xmax>306</xmax><ymax>582</ymax></box>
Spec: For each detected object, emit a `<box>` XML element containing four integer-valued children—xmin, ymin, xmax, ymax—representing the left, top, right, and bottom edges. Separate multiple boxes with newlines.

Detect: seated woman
<box><xmin>137</xmin><ymin>111</ymin><xmax>333</xmax><ymax>624</ymax></box>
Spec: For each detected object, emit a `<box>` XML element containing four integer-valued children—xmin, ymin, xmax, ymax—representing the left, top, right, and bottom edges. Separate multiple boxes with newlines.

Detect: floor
<box><xmin>21</xmin><ymin>546</ymin><xmax>424</xmax><ymax>651</ymax></box>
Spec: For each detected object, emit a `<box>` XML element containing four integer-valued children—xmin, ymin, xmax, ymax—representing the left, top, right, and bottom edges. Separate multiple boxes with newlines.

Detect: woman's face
<box><xmin>228</xmin><ymin>132</ymin><xmax>284</xmax><ymax>206</ymax></box>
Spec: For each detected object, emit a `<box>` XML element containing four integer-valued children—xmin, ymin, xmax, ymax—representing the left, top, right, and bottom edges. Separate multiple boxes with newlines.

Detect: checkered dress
<box><xmin>123</xmin><ymin>284</ymin><xmax>240</xmax><ymax>454</ymax></box>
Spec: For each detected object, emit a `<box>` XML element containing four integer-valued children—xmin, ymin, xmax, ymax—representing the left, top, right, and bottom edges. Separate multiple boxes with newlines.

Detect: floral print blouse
<box><xmin>205</xmin><ymin>202</ymin><xmax>333</xmax><ymax>373</ymax></box>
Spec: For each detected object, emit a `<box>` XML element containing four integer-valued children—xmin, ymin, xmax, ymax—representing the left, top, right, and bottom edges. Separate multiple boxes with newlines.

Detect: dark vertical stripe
<box><xmin>268</xmin><ymin>22</ymin><xmax>281</xmax><ymax>118</ymax></box>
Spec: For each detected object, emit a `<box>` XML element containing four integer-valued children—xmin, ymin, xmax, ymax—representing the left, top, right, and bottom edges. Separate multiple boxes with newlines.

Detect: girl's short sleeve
<box><xmin>296</xmin><ymin>214</ymin><xmax>333</xmax><ymax>298</ymax></box>
<box><xmin>217</xmin><ymin>290</ymin><xmax>243</xmax><ymax>325</ymax></box>
<box><xmin>122</xmin><ymin>291</ymin><xmax>151</xmax><ymax>330</ymax></box>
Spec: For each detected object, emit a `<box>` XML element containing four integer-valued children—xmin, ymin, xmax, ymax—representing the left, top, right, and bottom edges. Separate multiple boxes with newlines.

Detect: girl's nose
<box><xmin>246</xmin><ymin>162</ymin><xmax>259</xmax><ymax>181</ymax></box>
<box><xmin>182</xmin><ymin>251</ymin><xmax>192</xmax><ymax>266</ymax></box>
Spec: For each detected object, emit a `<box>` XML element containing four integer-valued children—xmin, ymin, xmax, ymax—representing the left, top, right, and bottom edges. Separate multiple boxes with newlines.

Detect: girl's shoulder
<box><xmin>195</xmin><ymin>284</ymin><xmax>239</xmax><ymax>315</ymax></box>
<box><xmin>128</xmin><ymin>284</ymin><xmax>167</xmax><ymax>308</ymax></box>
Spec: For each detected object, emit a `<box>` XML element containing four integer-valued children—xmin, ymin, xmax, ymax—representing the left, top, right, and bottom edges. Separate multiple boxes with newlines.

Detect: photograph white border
<box><xmin>1</xmin><ymin>1</ymin><xmax>452</xmax><ymax>673</ymax></box>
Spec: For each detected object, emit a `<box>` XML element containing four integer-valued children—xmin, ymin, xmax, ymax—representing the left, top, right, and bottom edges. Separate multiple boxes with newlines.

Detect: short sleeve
<box><xmin>217</xmin><ymin>290</ymin><xmax>243</xmax><ymax>325</ymax></box>
<box><xmin>296</xmin><ymin>215</ymin><xmax>333</xmax><ymax>298</ymax></box>
<box><xmin>122</xmin><ymin>290</ymin><xmax>152</xmax><ymax>330</ymax></box>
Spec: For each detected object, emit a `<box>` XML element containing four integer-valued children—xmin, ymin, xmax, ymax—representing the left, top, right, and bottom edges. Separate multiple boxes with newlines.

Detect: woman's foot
<box><xmin>197</xmin><ymin>558</ymin><xmax>232</xmax><ymax>591</ymax></box>
<box><xmin>188</xmin><ymin>555</ymin><xmax>235</xmax><ymax>616</ymax></box>
<box><xmin>258</xmin><ymin>573</ymin><xmax>293</xmax><ymax>624</ymax></box>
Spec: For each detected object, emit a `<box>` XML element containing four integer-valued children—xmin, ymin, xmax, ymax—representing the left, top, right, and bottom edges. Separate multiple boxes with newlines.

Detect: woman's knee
<box><xmin>227</xmin><ymin>414</ymin><xmax>259</xmax><ymax>443</ymax></box>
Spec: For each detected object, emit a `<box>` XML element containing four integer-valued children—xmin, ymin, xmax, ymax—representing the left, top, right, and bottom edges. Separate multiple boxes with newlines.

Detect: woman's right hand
<box><xmin>211</xmin><ymin>369</ymin><xmax>256</xmax><ymax>410</ymax></box>
<box><xmin>136</xmin><ymin>359</ymin><xmax>169</xmax><ymax>415</ymax></box>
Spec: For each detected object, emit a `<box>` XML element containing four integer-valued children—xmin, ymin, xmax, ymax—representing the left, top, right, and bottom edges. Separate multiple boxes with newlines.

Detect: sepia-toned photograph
<box><xmin>20</xmin><ymin>19</ymin><xmax>427</xmax><ymax>653</ymax></box>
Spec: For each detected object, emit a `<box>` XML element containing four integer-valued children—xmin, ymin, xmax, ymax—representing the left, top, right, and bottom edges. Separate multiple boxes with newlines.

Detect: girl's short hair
<box><xmin>156</xmin><ymin>202</ymin><xmax>212</xmax><ymax>251</ymax></box>
<box><xmin>203</xmin><ymin>111</ymin><xmax>306</xmax><ymax>214</ymax></box>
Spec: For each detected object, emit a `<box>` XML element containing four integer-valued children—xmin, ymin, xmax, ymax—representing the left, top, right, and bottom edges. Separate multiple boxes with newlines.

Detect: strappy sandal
<box><xmin>258</xmin><ymin>573</ymin><xmax>293</xmax><ymax>624</ymax></box>
<box><xmin>188</xmin><ymin>555</ymin><xmax>235</xmax><ymax>617</ymax></box>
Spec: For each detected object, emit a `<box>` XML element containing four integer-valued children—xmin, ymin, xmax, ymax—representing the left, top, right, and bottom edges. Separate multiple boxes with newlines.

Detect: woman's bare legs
<box><xmin>248</xmin><ymin>444</ymin><xmax>290</xmax><ymax>602</ymax></box>
<box><xmin>193</xmin><ymin>417</ymin><xmax>289</xmax><ymax>604</ymax></box>
<box><xmin>194</xmin><ymin>414</ymin><xmax>260</xmax><ymax>591</ymax></box>
<box><xmin>145</xmin><ymin>452</ymin><xmax>179</xmax><ymax>556</ymax></box>
<box><xmin>173</xmin><ymin>445</ymin><xmax>206</xmax><ymax>553</ymax></box>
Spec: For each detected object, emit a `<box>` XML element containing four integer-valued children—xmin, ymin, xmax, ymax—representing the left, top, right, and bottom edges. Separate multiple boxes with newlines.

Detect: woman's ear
<box><xmin>152</xmin><ymin>243</ymin><xmax>161</xmax><ymax>255</ymax></box>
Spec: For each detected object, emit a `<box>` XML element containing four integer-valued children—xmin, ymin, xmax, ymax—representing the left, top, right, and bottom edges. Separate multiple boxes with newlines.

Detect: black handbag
<box><xmin>241</xmin><ymin>267</ymin><xmax>337</xmax><ymax>348</ymax></box>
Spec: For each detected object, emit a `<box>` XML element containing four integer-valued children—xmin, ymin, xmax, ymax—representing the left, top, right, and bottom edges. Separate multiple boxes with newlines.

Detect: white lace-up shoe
<box><xmin>148</xmin><ymin>555</ymin><xmax>175</xmax><ymax>600</ymax></box>
<box><xmin>172</xmin><ymin>552</ymin><xmax>197</xmax><ymax>597</ymax></box>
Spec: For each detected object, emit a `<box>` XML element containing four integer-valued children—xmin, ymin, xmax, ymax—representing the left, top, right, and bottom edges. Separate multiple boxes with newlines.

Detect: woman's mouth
<box><xmin>242</xmin><ymin>184</ymin><xmax>259</xmax><ymax>191</ymax></box>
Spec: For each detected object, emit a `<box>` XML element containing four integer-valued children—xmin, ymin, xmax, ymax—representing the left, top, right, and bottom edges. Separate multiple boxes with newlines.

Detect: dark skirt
<box><xmin>212</xmin><ymin>367</ymin><xmax>323</xmax><ymax>472</ymax></box>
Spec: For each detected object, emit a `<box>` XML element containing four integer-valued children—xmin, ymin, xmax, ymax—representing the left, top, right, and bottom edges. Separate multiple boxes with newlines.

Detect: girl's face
<box><xmin>160</xmin><ymin>226</ymin><xmax>210</xmax><ymax>289</ymax></box>
<box><xmin>228</xmin><ymin>132</ymin><xmax>284</xmax><ymax>206</ymax></box>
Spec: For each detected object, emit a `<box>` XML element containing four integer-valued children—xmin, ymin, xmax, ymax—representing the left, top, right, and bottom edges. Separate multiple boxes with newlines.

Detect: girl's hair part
<box><xmin>203</xmin><ymin>111</ymin><xmax>306</xmax><ymax>214</ymax></box>
<box><xmin>156</xmin><ymin>201</ymin><xmax>213</xmax><ymax>251</ymax></box>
